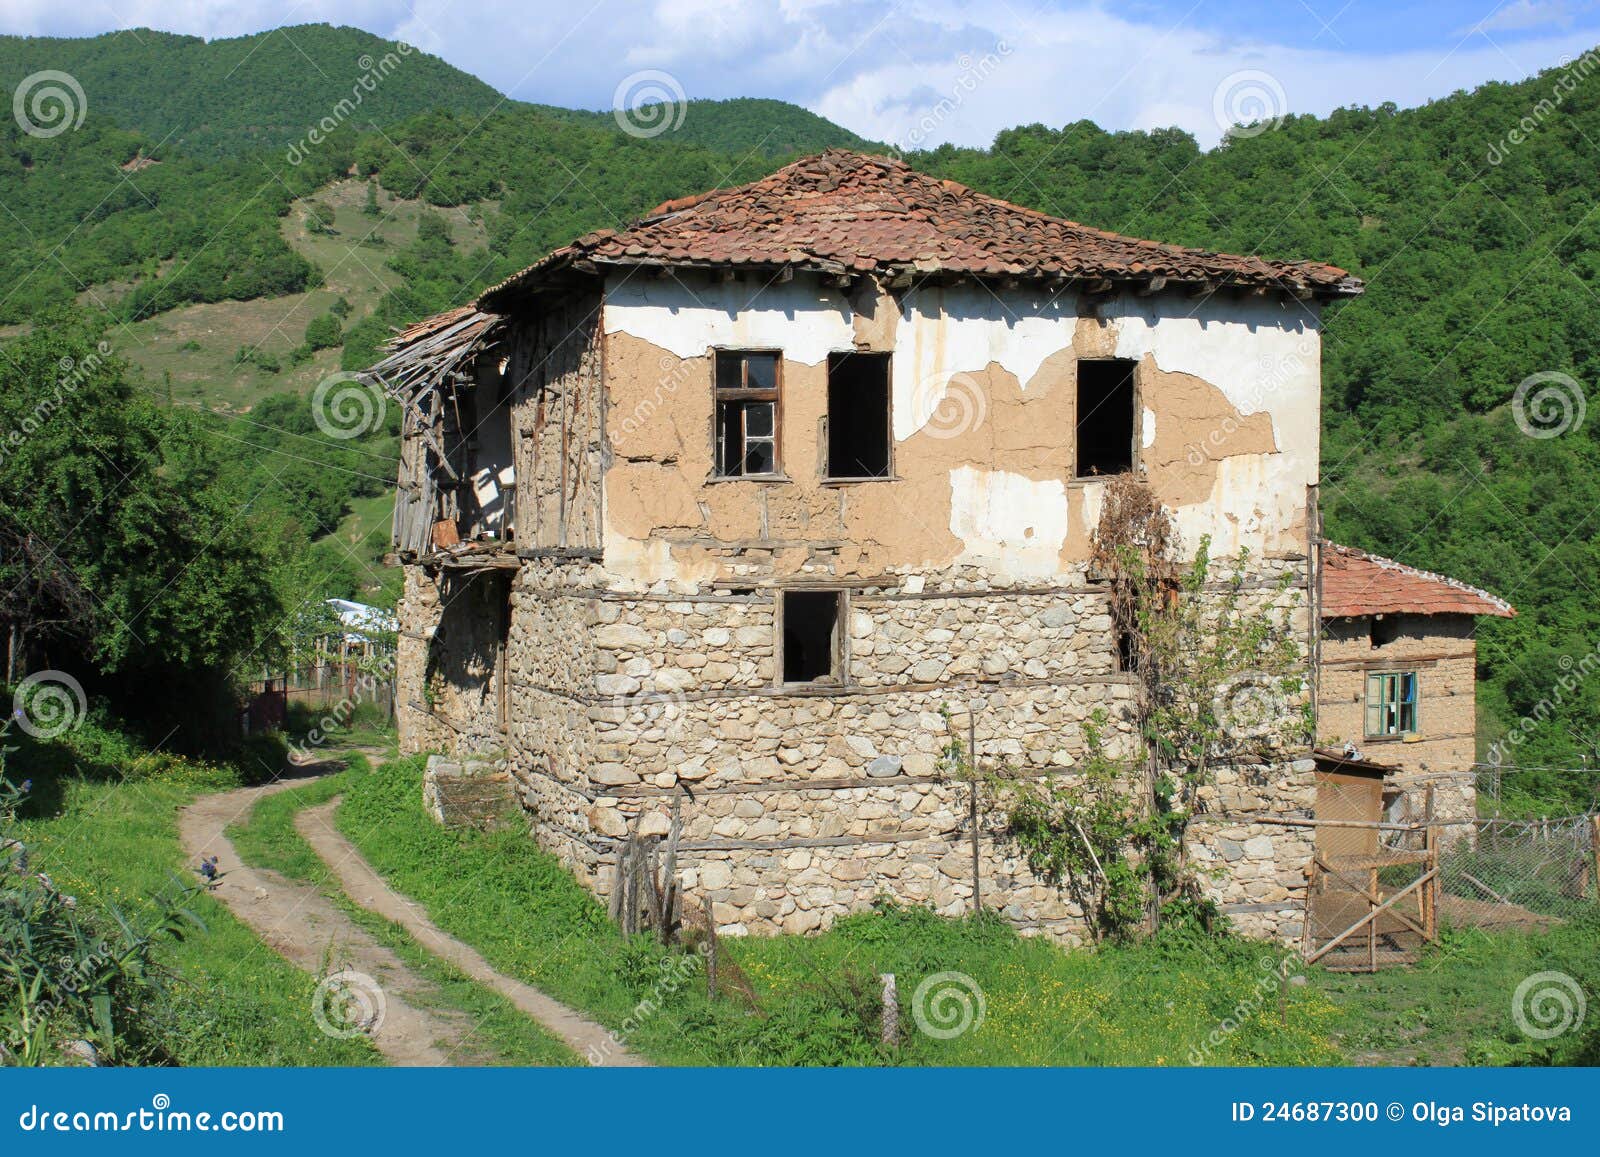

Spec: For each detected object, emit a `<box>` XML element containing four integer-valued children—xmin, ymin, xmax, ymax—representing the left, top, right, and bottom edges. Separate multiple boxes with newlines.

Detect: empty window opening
<box><xmin>1369</xmin><ymin>615</ymin><xmax>1399</xmax><ymax>648</ymax></box>
<box><xmin>1365</xmin><ymin>671</ymin><xmax>1418</xmax><ymax>737</ymax></box>
<box><xmin>782</xmin><ymin>590</ymin><xmax>840</xmax><ymax>683</ymax></box>
<box><xmin>826</xmin><ymin>352</ymin><xmax>892</xmax><ymax>478</ymax></box>
<box><xmin>715</xmin><ymin>350</ymin><xmax>781</xmax><ymax>476</ymax></box>
<box><xmin>1115</xmin><ymin>627</ymin><xmax>1136</xmax><ymax>673</ymax></box>
<box><xmin>1075</xmin><ymin>359</ymin><xmax>1136</xmax><ymax>478</ymax></box>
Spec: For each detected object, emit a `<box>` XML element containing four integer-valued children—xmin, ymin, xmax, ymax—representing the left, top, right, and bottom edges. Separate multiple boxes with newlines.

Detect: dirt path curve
<box><xmin>179</xmin><ymin>776</ymin><xmax>470</xmax><ymax>1066</ymax></box>
<box><xmin>296</xmin><ymin>799</ymin><xmax>647</xmax><ymax>1067</ymax></box>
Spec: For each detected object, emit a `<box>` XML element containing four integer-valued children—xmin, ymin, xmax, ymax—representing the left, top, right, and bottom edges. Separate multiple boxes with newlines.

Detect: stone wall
<box><xmin>396</xmin><ymin>566</ymin><xmax>511</xmax><ymax>757</ymax></box>
<box><xmin>464</xmin><ymin>564</ymin><xmax>1316</xmax><ymax>944</ymax></box>
<box><xmin>394</xmin><ymin>270</ymin><xmax>1329</xmax><ymax>946</ymax></box>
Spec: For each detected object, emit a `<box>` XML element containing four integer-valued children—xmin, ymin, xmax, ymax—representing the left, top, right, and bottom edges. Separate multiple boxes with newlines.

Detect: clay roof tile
<box><xmin>1321</xmin><ymin>543</ymin><xmax>1515</xmax><ymax>619</ymax></box>
<box><xmin>478</xmin><ymin>149</ymin><xmax>1362</xmax><ymax>309</ymax></box>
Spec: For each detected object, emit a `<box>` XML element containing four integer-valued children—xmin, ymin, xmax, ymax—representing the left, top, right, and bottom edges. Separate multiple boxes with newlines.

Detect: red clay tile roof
<box><xmin>1322</xmin><ymin>543</ymin><xmax>1515</xmax><ymax>619</ymax></box>
<box><xmin>477</xmin><ymin>149</ymin><xmax>1362</xmax><ymax>309</ymax></box>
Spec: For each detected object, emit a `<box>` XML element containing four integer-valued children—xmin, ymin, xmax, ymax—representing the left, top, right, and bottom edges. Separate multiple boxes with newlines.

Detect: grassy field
<box><xmin>321</xmin><ymin>756</ymin><xmax>1600</xmax><ymax>1067</ymax></box>
<box><xmin>12</xmin><ymin>708</ymin><xmax>1597</xmax><ymax>1067</ymax></box>
<box><xmin>323</xmin><ymin>491</ymin><xmax>401</xmax><ymax>600</ymax></box>
<box><xmin>322</xmin><ymin>756</ymin><xmax>1347</xmax><ymax>1066</ymax></box>
<box><xmin>8</xmin><ymin>725</ymin><xmax>380</xmax><ymax>1066</ymax></box>
<box><xmin>113</xmin><ymin>179</ymin><xmax>485</xmax><ymax>413</ymax></box>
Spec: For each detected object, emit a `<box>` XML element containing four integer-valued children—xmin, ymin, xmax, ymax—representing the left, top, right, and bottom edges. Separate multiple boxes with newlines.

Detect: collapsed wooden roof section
<box><xmin>364</xmin><ymin>305</ymin><xmax>507</xmax><ymax>557</ymax></box>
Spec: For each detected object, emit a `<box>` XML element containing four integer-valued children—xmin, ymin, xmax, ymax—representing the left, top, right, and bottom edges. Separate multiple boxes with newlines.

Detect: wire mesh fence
<box><xmin>1435</xmin><ymin>812</ymin><xmax>1597</xmax><ymax>928</ymax></box>
<box><xmin>1303</xmin><ymin>768</ymin><xmax>1598</xmax><ymax>966</ymax></box>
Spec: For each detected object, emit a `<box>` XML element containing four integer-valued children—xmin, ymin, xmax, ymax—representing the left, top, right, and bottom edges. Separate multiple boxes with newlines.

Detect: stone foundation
<box><xmin>399</xmin><ymin>558</ymin><xmax>1317</xmax><ymax>945</ymax></box>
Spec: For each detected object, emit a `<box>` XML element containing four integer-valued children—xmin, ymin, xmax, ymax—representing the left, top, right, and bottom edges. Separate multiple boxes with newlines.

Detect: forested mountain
<box><xmin>0</xmin><ymin>25</ymin><xmax>503</xmax><ymax>157</ymax></box>
<box><xmin>2</xmin><ymin>25</ymin><xmax>1598</xmax><ymax>794</ymax></box>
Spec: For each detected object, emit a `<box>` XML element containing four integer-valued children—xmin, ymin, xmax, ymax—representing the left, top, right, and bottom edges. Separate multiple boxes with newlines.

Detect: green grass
<box><xmin>331</xmin><ymin>756</ymin><xmax>1352</xmax><ymax>1066</ymax></box>
<box><xmin>1317</xmin><ymin>918</ymin><xmax>1600</xmax><ymax>1066</ymax></box>
<box><xmin>7</xmin><ymin>723</ymin><xmax>381</xmax><ymax>1066</ymax></box>
<box><xmin>226</xmin><ymin>761</ymin><xmax>579</xmax><ymax>1066</ymax></box>
<box><xmin>116</xmin><ymin>178</ymin><xmax>486</xmax><ymax>415</ymax></box>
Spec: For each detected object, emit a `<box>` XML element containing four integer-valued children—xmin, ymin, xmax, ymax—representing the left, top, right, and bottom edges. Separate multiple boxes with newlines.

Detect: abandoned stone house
<box><xmin>370</xmin><ymin>148</ymin><xmax>1382</xmax><ymax>945</ymax></box>
<box><xmin>1313</xmin><ymin>542</ymin><xmax>1515</xmax><ymax>831</ymax></box>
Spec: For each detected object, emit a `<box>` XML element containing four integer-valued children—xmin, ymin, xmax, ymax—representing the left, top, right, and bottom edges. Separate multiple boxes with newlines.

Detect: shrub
<box><xmin>0</xmin><ymin>742</ymin><xmax>203</xmax><ymax>1065</ymax></box>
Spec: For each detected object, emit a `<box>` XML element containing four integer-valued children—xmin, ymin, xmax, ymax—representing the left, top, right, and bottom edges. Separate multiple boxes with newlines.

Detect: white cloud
<box><xmin>3</xmin><ymin>0</ymin><xmax>1600</xmax><ymax>149</ymax></box>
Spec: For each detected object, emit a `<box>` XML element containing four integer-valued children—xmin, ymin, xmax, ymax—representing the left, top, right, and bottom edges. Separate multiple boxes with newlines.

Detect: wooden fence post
<box><xmin>704</xmin><ymin>895</ymin><xmax>719</xmax><ymax>1000</ymax></box>
<box><xmin>1590</xmin><ymin>815</ymin><xmax>1600</xmax><ymax>901</ymax></box>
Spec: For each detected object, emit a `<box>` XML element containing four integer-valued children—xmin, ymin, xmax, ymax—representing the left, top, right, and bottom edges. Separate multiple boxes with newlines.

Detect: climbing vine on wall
<box><xmin>986</xmin><ymin>477</ymin><xmax>1312</xmax><ymax>939</ymax></box>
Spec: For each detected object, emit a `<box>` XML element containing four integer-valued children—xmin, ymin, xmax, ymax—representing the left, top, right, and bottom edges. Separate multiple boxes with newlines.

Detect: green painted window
<box><xmin>1365</xmin><ymin>671</ymin><xmax>1418</xmax><ymax>737</ymax></box>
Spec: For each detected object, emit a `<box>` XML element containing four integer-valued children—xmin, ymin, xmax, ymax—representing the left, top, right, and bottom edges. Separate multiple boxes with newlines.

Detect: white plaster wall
<box><xmin>602</xmin><ymin>273</ymin><xmax>1322</xmax><ymax>565</ymax></box>
<box><xmin>603</xmin><ymin>276</ymin><xmax>854</xmax><ymax>365</ymax></box>
<box><xmin>947</xmin><ymin>466</ymin><xmax>1070</xmax><ymax>579</ymax></box>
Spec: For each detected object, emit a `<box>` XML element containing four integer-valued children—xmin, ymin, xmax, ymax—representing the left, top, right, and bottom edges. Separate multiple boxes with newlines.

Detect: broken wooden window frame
<box><xmin>776</xmin><ymin>588</ymin><xmax>847</xmax><ymax>686</ymax></box>
<box><xmin>823</xmin><ymin>350</ymin><xmax>894</xmax><ymax>482</ymax></box>
<box><xmin>1073</xmin><ymin>357</ymin><xmax>1139</xmax><ymax>480</ymax></box>
<box><xmin>712</xmin><ymin>349</ymin><xmax>783</xmax><ymax>479</ymax></box>
<box><xmin>1365</xmin><ymin>670</ymin><xmax>1419</xmax><ymax>738</ymax></box>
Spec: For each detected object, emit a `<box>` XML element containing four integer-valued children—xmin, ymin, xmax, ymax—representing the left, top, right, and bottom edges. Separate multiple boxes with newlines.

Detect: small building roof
<box><xmin>478</xmin><ymin>149</ymin><xmax>1363</xmax><ymax>309</ymax></box>
<box><xmin>325</xmin><ymin>598</ymin><xmax>398</xmax><ymax>643</ymax></box>
<box><xmin>1312</xmin><ymin>746</ymin><xmax>1400</xmax><ymax>777</ymax></box>
<box><xmin>1321</xmin><ymin>542</ymin><xmax>1515</xmax><ymax>619</ymax></box>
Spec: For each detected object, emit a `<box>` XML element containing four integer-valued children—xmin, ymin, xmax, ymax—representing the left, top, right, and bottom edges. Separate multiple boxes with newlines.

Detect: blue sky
<box><xmin>6</xmin><ymin>1</ymin><xmax>1600</xmax><ymax>148</ymax></box>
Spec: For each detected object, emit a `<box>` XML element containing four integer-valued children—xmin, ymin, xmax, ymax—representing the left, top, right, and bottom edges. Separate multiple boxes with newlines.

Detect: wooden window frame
<box><xmin>712</xmin><ymin>349</ymin><xmax>783</xmax><ymax>479</ymax></box>
<box><xmin>775</xmin><ymin>588</ymin><xmax>848</xmax><ymax>687</ymax></box>
<box><xmin>823</xmin><ymin>350</ymin><xmax>895</xmax><ymax>483</ymax></box>
<box><xmin>1365</xmin><ymin>670</ymin><xmax>1419</xmax><ymax>738</ymax></box>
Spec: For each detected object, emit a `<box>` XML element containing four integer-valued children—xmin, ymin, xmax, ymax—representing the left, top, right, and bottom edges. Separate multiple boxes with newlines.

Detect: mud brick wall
<box><xmin>1318</xmin><ymin>613</ymin><xmax>1479</xmax><ymax>826</ymax></box>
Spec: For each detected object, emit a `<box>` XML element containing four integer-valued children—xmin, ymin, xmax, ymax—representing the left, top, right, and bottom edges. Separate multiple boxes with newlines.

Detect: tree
<box><xmin>0</xmin><ymin>317</ymin><xmax>289</xmax><ymax>744</ymax></box>
<box><xmin>303</xmin><ymin>311</ymin><xmax>343</xmax><ymax>351</ymax></box>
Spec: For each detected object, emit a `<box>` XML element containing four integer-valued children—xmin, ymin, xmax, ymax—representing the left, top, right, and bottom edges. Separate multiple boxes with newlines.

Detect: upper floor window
<box><xmin>714</xmin><ymin>350</ymin><xmax>780</xmax><ymax>477</ymax></box>
<box><xmin>826</xmin><ymin>352</ymin><xmax>892</xmax><ymax>479</ymax></box>
<box><xmin>1365</xmin><ymin>671</ymin><xmax>1418</xmax><ymax>737</ymax></box>
<box><xmin>1075</xmin><ymin>359</ymin><xmax>1136</xmax><ymax>478</ymax></box>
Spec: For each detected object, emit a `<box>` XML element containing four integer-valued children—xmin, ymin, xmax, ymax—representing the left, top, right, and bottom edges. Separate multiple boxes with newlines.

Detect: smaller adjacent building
<box><xmin>1316</xmin><ymin>542</ymin><xmax>1515</xmax><ymax>827</ymax></box>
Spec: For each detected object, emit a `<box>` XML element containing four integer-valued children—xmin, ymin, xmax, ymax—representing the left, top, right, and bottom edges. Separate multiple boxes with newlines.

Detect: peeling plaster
<box><xmin>604</xmin><ymin>276</ymin><xmax>853</xmax><ymax>366</ymax></box>
<box><xmin>1110</xmin><ymin>293</ymin><xmax>1320</xmax><ymax>465</ymax></box>
<box><xmin>597</xmin><ymin>273</ymin><xmax>1320</xmax><ymax>583</ymax></box>
<box><xmin>947</xmin><ymin>465</ymin><xmax>1069</xmax><ymax>579</ymax></box>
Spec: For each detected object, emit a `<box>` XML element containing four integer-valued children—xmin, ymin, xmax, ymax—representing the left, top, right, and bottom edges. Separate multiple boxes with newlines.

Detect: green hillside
<box><xmin>0</xmin><ymin>25</ymin><xmax>503</xmax><ymax>157</ymax></box>
<box><xmin>2</xmin><ymin>23</ymin><xmax>1598</xmax><ymax>799</ymax></box>
<box><xmin>531</xmin><ymin>96</ymin><xmax>878</xmax><ymax>155</ymax></box>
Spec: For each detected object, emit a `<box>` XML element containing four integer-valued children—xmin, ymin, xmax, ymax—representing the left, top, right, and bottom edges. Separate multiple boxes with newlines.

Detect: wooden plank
<box><xmin>1305</xmin><ymin>869</ymin><xmax>1437</xmax><ymax>964</ymax></box>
